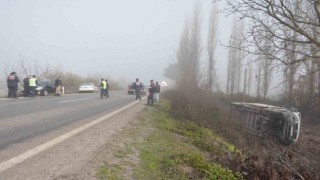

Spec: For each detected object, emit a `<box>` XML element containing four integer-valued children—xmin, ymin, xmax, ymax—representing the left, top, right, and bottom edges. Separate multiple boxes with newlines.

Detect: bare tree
<box><xmin>207</xmin><ymin>5</ymin><xmax>218</xmax><ymax>93</ymax></box>
<box><xmin>261</xmin><ymin>58</ymin><xmax>273</xmax><ymax>101</ymax></box>
<box><xmin>241</xmin><ymin>56</ymin><xmax>254</xmax><ymax>98</ymax></box>
<box><xmin>257</xmin><ymin>32</ymin><xmax>274</xmax><ymax>101</ymax></box>
<box><xmin>302</xmin><ymin>52</ymin><xmax>317</xmax><ymax>96</ymax></box>
<box><xmin>217</xmin><ymin>0</ymin><xmax>320</xmax><ymax>103</ymax></box>
<box><xmin>255</xmin><ymin>54</ymin><xmax>273</xmax><ymax>101</ymax></box>
<box><xmin>168</xmin><ymin>3</ymin><xmax>203</xmax><ymax>96</ymax></box>
<box><xmin>242</xmin><ymin>68</ymin><xmax>247</xmax><ymax>101</ymax></box>
<box><xmin>2</xmin><ymin>57</ymin><xmax>42</xmax><ymax>89</ymax></box>
<box><xmin>188</xmin><ymin>3</ymin><xmax>202</xmax><ymax>87</ymax></box>
<box><xmin>163</xmin><ymin>62</ymin><xmax>179</xmax><ymax>82</ymax></box>
<box><xmin>256</xmin><ymin>60</ymin><xmax>262</xmax><ymax>100</ymax></box>
<box><xmin>1</xmin><ymin>58</ymin><xmax>122</xmax><ymax>95</ymax></box>
<box><xmin>247</xmin><ymin>62</ymin><xmax>253</xmax><ymax>95</ymax></box>
<box><xmin>226</xmin><ymin>18</ymin><xmax>245</xmax><ymax>95</ymax></box>
<box><xmin>40</xmin><ymin>63</ymin><xmax>64</xmax><ymax>80</ymax></box>
<box><xmin>215</xmin><ymin>0</ymin><xmax>320</xmax><ymax>61</ymax></box>
<box><xmin>18</xmin><ymin>54</ymin><xmax>33</xmax><ymax>77</ymax></box>
<box><xmin>176</xmin><ymin>19</ymin><xmax>191</xmax><ymax>90</ymax></box>
<box><xmin>283</xmin><ymin>36</ymin><xmax>300</xmax><ymax>99</ymax></box>
<box><xmin>226</xmin><ymin>46</ymin><xmax>232</xmax><ymax>94</ymax></box>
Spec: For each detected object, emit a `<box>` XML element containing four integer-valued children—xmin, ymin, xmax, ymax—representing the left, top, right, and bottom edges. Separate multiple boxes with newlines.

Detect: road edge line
<box><xmin>0</xmin><ymin>97</ymin><xmax>146</xmax><ymax>173</ymax></box>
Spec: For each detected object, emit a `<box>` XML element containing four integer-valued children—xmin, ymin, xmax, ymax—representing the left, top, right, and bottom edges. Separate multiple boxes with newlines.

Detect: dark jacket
<box><xmin>7</xmin><ymin>74</ymin><xmax>19</xmax><ymax>86</ymax></box>
<box><xmin>155</xmin><ymin>84</ymin><xmax>160</xmax><ymax>93</ymax></box>
<box><xmin>23</xmin><ymin>78</ymin><xmax>29</xmax><ymax>87</ymax></box>
<box><xmin>105</xmin><ymin>80</ymin><xmax>109</xmax><ymax>89</ymax></box>
<box><xmin>55</xmin><ymin>79</ymin><xmax>62</xmax><ymax>87</ymax></box>
<box><xmin>133</xmin><ymin>81</ymin><xmax>143</xmax><ymax>91</ymax></box>
<box><xmin>148</xmin><ymin>83</ymin><xmax>156</xmax><ymax>94</ymax></box>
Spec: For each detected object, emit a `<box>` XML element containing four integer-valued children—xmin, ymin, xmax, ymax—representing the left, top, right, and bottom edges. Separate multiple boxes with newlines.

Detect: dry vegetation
<box><xmin>1</xmin><ymin>60</ymin><xmax>124</xmax><ymax>95</ymax></box>
<box><xmin>162</xmin><ymin>2</ymin><xmax>320</xmax><ymax>178</ymax></box>
<box><xmin>164</xmin><ymin>90</ymin><xmax>320</xmax><ymax>179</ymax></box>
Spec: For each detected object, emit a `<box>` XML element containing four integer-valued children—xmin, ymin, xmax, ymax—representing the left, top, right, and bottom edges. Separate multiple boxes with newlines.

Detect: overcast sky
<box><xmin>0</xmin><ymin>0</ymin><xmax>232</xmax><ymax>87</ymax></box>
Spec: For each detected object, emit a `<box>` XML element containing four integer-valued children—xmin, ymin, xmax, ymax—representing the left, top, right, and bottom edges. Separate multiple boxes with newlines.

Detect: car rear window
<box><xmin>38</xmin><ymin>81</ymin><xmax>48</xmax><ymax>86</ymax></box>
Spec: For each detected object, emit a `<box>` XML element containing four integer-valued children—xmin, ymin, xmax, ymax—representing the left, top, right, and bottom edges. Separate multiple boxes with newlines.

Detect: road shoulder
<box><xmin>0</xmin><ymin>100</ymin><xmax>146</xmax><ymax>179</ymax></box>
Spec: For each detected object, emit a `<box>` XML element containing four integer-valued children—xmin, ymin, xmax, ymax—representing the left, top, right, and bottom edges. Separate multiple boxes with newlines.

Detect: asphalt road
<box><xmin>0</xmin><ymin>91</ymin><xmax>147</xmax><ymax>179</ymax></box>
<box><xmin>0</xmin><ymin>92</ymin><xmax>134</xmax><ymax>150</ymax></box>
<box><xmin>0</xmin><ymin>92</ymin><xmax>135</xmax><ymax>151</ymax></box>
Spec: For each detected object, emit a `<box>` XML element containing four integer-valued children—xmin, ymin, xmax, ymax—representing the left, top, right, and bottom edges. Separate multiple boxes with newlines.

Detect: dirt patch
<box><xmin>80</xmin><ymin>104</ymin><xmax>154</xmax><ymax>179</ymax></box>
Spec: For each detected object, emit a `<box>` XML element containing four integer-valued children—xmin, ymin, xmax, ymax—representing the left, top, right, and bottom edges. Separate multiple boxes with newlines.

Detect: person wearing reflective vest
<box><xmin>29</xmin><ymin>75</ymin><xmax>38</xmax><ymax>98</ymax></box>
<box><xmin>104</xmin><ymin>78</ymin><xmax>109</xmax><ymax>98</ymax></box>
<box><xmin>100</xmin><ymin>78</ymin><xmax>107</xmax><ymax>99</ymax></box>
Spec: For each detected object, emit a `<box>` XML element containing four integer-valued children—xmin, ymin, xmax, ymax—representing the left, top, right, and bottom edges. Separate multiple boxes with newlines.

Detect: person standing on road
<box><xmin>100</xmin><ymin>78</ymin><xmax>107</xmax><ymax>99</ymax></box>
<box><xmin>147</xmin><ymin>80</ymin><xmax>156</xmax><ymax>106</ymax></box>
<box><xmin>55</xmin><ymin>76</ymin><xmax>63</xmax><ymax>96</ymax></box>
<box><xmin>104</xmin><ymin>78</ymin><xmax>109</xmax><ymax>98</ymax></box>
<box><xmin>23</xmin><ymin>75</ymin><xmax>31</xmax><ymax>97</ymax></box>
<box><xmin>29</xmin><ymin>75</ymin><xmax>38</xmax><ymax>98</ymax></box>
<box><xmin>133</xmin><ymin>78</ymin><xmax>143</xmax><ymax>101</ymax></box>
<box><xmin>7</xmin><ymin>72</ymin><xmax>20</xmax><ymax>98</ymax></box>
<box><xmin>154</xmin><ymin>81</ymin><xmax>160</xmax><ymax>103</ymax></box>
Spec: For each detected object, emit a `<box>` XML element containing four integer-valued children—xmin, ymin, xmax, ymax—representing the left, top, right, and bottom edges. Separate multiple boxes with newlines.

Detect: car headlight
<box><xmin>36</xmin><ymin>86</ymin><xmax>43</xmax><ymax>91</ymax></box>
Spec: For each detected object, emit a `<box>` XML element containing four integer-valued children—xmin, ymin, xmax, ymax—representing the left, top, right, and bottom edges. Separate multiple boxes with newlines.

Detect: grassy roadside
<box><xmin>96</xmin><ymin>100</ymin><xmax>242</xmax><ymax>180</ymax></box>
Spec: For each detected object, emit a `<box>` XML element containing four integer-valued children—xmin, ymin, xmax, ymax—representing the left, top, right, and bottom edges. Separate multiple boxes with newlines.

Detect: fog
<box><xmin>0</xmin><ymin>0</ymin><xmax>232</xmax><ymax>88</ymax></box>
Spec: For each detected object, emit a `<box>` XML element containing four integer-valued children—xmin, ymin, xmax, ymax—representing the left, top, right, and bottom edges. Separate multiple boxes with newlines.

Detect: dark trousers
<box><xmin>136</xmin><ymin>90</ymin><xmax>141</xmax><ymax>100</ymax></box>
<box><xmin>8</xmin><ymin>86</ymin><xmax>18</xmax><ymax>98</ymax></box>
<box><xmin>104</xmin><ymin>89</ymin><xmax>109</xmax><ymax>98</ymax></box>
<box><xmin>147</xmin><ymin>93</ymin><xmax>154</xmax><ymax>105</ymax></box>
<box><xmin>24</xmin><ymin>86</ymin><xmax>30</xmax><ymax>96</ymax></box>
<box><xmin>29</xmin><ymin>86</ymin><xmax>36</xmax><ymax>97</ymax></box>
<box><xmin>100</xmin><ymin>89</ymin><xmax>106</xmax><ymax>98</ymax></box>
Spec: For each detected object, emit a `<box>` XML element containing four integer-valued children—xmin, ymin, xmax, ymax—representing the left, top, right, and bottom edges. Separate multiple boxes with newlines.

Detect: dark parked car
<box><xmin>36</xmin><ymin>80</ymin><xmax>56</xmax><ymax>96</ymax></box>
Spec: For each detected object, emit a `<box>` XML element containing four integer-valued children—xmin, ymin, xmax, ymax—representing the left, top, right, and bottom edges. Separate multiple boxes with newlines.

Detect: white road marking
<box><xmin>0</xmin><ymin>97</ymin><xmax>146</xmax><ymax>173</ymax></box>
<box><xmin>57</xmin><ymin>98</ymin><xmax>89</xmax><ymax>103</ymax></box>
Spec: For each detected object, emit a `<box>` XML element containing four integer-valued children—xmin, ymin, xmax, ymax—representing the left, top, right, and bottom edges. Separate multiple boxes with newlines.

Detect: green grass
<box><xmin>96</xmin><ymin>100</ymin><xmax>242</xmax><ymax>179</ymax></box>
<box><xmin>96</xmin><ymin>165</ymin><xmax>123</xmax><ymax>180</ymax></box>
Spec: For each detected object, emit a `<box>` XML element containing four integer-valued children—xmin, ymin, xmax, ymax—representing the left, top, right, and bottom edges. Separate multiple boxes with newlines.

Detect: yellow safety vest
<box><xmin>101</xmin><ymin>81</ymin><xmax>107</xmax><ymax>89</ymax></box>
<box><xmin>29</xmin><ymin>78</ymin><xmax>37</xmax><ymax>87</ymax></box>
